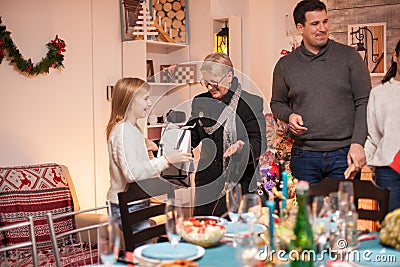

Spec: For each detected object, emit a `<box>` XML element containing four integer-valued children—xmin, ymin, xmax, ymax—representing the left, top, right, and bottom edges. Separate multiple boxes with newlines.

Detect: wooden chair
<box><xmin>118</xmin><ymin>178</ymin><xmax>175</xmax><ymax>252</ymax></box>
<box><xmin>46</xmin><ymin>202</ymin><xmax>112</xmax><ymax>267</ymax></box>
<box><xmin>309</xmin><ymin>177</ymin><xmax>390</xmax><ymax>222</ymax></box>
<box><xmin>0</xmin><ymin>216</ymin><xmax>38</xmax><ymax>267</ymax></box>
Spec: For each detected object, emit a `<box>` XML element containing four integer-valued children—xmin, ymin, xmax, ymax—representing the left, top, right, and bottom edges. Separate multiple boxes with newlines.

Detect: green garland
<box><xmin>0</xmin><ymin>17</ymin><xmax>66</xmax><ymax>75</ymax></box>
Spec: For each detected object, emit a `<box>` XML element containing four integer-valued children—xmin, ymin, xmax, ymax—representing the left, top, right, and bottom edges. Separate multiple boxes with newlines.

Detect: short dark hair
<box><xmin>293</xmin><ymin>0</ymin><xmax>327</xmax><ymax>26</ymax></box>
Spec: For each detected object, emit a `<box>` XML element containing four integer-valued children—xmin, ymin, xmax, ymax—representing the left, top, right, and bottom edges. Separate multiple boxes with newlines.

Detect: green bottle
<box><xmin>290</xmin><ymin>181</ymin><xmax>315</xmax><ymax>267</ymax></box>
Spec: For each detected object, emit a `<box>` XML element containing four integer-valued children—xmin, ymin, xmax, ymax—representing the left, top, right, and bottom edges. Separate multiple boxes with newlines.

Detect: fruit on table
<box><xmin>379</xmin><ymin>208</ymin><xmax>400</xmax><ymax>250</ymax></box>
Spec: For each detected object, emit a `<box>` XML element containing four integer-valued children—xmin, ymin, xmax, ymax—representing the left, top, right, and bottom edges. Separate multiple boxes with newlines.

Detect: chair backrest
<box><xmin>118</xmin><ymin>178</ymin><xmax>175</xmax><ymax>252</ymax></box>
<box><xmin>0</xmin><ymin>216</ymin><xmax>38</xmax><ymax>267</ymax></box>
<box><xmin>309</xmin><ymin>178</ymin><xmax>390</xmax><ymax>222</ymax></box>
<box><xmin>46</xmin><ymin>202</ymin><xmax>112</xmax><ymax>267</ymax></box>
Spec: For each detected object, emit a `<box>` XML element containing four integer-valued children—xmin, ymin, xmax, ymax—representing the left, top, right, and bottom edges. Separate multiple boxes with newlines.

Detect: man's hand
<box><xmin>223</xmin><ymin>140</ymin><xmax>245</xmax><ymax>158</ymax></box>
<box><xmin>347</xmin><ymin>143</ymin><xmax>366</xmax><ymax>172</ymax></box>
<box><xmin>288</xmin><ymin>113</ymin><xmax>308</xmax><ymax>136</ymax></box>
<box><xmin>344</xmin><ymin>164</ymin><xmax>357</xmax><ymax>179</ymax></box>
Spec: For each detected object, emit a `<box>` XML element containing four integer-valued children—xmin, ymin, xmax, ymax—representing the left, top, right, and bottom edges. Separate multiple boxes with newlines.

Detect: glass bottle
<box><xmin>290</xmin><ymin>181</ymin><xmax>315</xmax><ymax>267</ymax></box>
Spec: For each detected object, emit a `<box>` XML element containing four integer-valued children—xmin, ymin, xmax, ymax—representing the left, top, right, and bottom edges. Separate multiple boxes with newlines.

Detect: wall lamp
<box><xmin>350</xmin><ymin>26</ymin><xmax>379</xmax><ymax>63</ymax></box>
<box><xmin>216</xmin><ymin>22</ymin><xmax>229</xmax><ymax>55</ymax></box>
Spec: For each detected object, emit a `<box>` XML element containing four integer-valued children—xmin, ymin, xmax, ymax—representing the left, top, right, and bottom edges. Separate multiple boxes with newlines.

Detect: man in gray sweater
<box><xmin>271</xmin><ymin>0</ymin><xmax>371</xmax><ymax>184</ymax></box>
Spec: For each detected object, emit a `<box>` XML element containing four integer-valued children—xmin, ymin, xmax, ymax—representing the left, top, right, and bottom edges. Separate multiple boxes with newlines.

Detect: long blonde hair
<box><xmin>106</xmin><ymin>77</ymin><xmax>150</xmax><ymax>141</ymax></box>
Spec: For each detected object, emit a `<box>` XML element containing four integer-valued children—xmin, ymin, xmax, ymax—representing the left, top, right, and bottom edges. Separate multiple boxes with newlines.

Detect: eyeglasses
<box><xmin>200</xmin><ymin>72</ymin><xmax>229</xmax><ymax>90</ymax></box>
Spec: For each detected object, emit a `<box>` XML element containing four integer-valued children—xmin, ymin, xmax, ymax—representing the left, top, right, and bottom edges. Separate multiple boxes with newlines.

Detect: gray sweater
<box><xmin>271</xmin><ymin>39</ymin><xmax>371</xmax><ymax>151</ymax></box>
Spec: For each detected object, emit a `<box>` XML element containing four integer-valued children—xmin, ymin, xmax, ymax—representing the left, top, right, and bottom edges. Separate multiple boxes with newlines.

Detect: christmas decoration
<box><xmin>0</xmin><ymin>17</ymin><xmax>66</xmax><ymax>75</ymax></box>
<box><xmin>258</xmin><ymin>113</ymin><xmax>296</xmax><ymax>200</ymax></box>
<box><xmin>133</xmin><ymin>1</ymin><xmax>158</xmax><ymax>40</ymax></box>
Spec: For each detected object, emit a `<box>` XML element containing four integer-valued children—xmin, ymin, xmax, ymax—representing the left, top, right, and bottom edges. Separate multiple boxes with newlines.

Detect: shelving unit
<box><xmin>122</xmin><ymin>40</ymin><xmax>201</xmax><ymax>139</ymax></box>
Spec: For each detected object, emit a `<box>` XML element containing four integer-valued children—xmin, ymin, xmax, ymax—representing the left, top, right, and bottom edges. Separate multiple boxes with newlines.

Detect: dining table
<box><xmin>92</xmin><ymin>232</ymin><xmax>400</xmax><ymax>267</ymax></box>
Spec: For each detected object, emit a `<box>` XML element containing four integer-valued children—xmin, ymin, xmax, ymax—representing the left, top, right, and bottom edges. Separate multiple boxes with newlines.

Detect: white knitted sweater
<box><xmin>365</xmin><ymin>78</ymin><xmax>400</xmax><ymax>167</ymax></box>
<box><xmin>106</xmin><ymin>121</ymin><xmax>169</xmax><ymax>204</ymax></box>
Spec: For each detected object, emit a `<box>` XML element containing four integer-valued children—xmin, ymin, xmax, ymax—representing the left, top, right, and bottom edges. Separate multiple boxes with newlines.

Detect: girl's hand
<box><xmin>165</xmin><ymin>150</ymin><xmax>194</xmax><ymax>164</ymax></box>
<box><xmin>145</xmin><ymin>138</ymin><xmax>158</xmax><ymax>152</ymax></box>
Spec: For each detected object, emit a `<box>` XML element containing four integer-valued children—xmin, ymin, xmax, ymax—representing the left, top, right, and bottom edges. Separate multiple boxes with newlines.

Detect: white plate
<box><xmin>134</xmin><ymin>242</ymin><xmax>205</xmax><ymax>265</ymax></box>
<box><xmin>224</xmin><ymin>222</ymin><xmax>267</xmax><ymax>238</ymax></box>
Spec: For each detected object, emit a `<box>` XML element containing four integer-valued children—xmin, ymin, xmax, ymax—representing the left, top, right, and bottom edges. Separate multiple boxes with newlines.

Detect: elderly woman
<box><xmin>188</xmin><ymin>52</ymin><xmax>266</xmax><ymax>216</ymax></box>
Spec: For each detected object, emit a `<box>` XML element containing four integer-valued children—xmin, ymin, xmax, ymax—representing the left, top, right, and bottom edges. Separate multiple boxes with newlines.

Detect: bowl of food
<box><xmin>178</xmin><ymin>216</ymin><xmax>226</xmax><ymax>248</ymax></box>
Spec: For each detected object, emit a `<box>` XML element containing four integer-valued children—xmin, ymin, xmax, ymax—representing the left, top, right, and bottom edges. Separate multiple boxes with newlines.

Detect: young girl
<box><xmin>105</xmin><ymin>77</ymin><xmax>192</xmax><ymax>230</ymax></box>
<box><xmin>364</xmin><ymin>39</ymin><xmax>400</xmax><ymax>211</ymax></box>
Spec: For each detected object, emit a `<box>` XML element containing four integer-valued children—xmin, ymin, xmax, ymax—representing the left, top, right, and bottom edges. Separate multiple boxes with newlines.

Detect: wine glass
<box><xmin>238</xmin><ymin>193</ymin><xmax>262</xmax><ymax>236</ymax></box>
<box><xmin>99</xmin><ymin>216</ymin><xmax>120</xmax><ymax>267</ymax></box>
<box><xmin>338</xmin><ymin>181</ymin><xmax>355</xmax><ymax>213</ymax></box>
<box><xmin>238</xmin><ymin>194</ymin><xmax>261</xmax><ymax>223</ymax></box>
<box><xmin>225</xmin><ymin>182</ymin><xmax>242</xmax><ymax>223</ymax></box>
<box><xmin>165</xmin><ymin>198</ymin><xmax>184</xmax><ymax>258</ymax></box>
<box><xmin>311</xmin><ymin>196</ymin><xmax>330</xmax><ymax>253</ymax></box>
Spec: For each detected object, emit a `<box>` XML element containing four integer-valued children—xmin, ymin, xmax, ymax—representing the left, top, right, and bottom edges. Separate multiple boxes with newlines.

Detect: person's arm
<box><xmin>226</xmin><ymin>96</ymin><xmax>266</xmax><ymax>160</ymax></box>
<box><xmin>364</xmin><ymin>91</ymin><xmax>380</xmax><ymax>165</ymax></box>
<box><xmin>347</xmin><ymin>49</ymin><xmax>371</xmax><ymax>169</ymax></box>
<box><xmin>270</xmin><ymin>60</ymin><xmax>294</xmax><ymax>123</ymax></box>
<box><xmin>349</xmin><ymin>49</ymin><xmax>371</xmax><ymax>146</ymax></box>
<box><xmin>187</xmin><ymin>96</ymin><xmax>202</xmax><ymax>149</ymax></box>
<box><xmin>112</xmin><ymin>124</ymin><xmax>168</xmax><ymax>182</ymax></box>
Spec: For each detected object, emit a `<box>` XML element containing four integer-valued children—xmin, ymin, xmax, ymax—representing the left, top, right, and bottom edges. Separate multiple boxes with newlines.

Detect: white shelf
<box><xmin>147</xmin><ymin>123</ymin><xmax>185</xmax><ymax>128</ymax></box>
<box><xmin>126</xmin><ymin>40</ymin><xmax>188</xmax><ymax>54</ymax></box>
<box><xmin>149</xmin><ymin>82</ymin><xmax>185</xmax><ymax>86</ymax></box>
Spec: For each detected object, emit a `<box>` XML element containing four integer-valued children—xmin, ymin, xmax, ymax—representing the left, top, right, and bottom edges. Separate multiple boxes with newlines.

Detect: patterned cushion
<box><xmin>0</xmin><ymin>163</ymin><xmax>75</xmax><ymax>250</ymax></box>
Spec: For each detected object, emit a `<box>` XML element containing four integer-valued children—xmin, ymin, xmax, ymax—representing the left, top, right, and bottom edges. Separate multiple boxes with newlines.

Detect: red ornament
<box><xmin>280</xmin><ymin>49</ymin><xmax>290</xmax><ymax>55</ymax></box>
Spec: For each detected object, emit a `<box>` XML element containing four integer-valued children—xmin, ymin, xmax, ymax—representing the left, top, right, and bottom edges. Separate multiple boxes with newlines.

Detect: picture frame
<box><xmin>120</xmin><ymin>0</ymin><xmax>142</xmax><ymax>41</ymax></box>
<box><xmin>146</xmin><ymin>60</ymin><xmax>155</xmax><ymax>82</ymax></box>
<box><xmin>160</xmin><ymin>64</ymin><xmax>174</xmax><ymax>83</ymax></box>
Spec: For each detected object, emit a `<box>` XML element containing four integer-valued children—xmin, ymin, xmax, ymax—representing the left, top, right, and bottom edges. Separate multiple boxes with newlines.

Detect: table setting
<box><xmin>92</xmin><ymin>177</ymin><xmax>400</xmax><ymax>267</ymax></box>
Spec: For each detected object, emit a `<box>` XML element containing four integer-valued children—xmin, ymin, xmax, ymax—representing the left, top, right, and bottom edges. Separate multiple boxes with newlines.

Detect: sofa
<box><xmin>0</xmin><ymin>163</ymin><xmax>108</xmax><ymax>266</ymax></box>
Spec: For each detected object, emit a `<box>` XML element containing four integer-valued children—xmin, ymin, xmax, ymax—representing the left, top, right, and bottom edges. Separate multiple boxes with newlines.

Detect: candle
<box><xmin>169</xmin><ymin>27</ymin><xmax>172</xmax><ymax>38</ymax></box>
<box><xmin>282</xmin><ymin>171</ymin><xmax>288</xmax><ymax>211</ymax></box>
<box><xmin>158</xmin><ymin>15</ymin><xmax>161</xmax><ymax>26</ymax></box>
<box><xmin>164</xmin><ymin>22</ymin><xmax>167</xmax><ymax>32</ymax></box>
<box><xmin>266</xmin><ymin>200</ymin><xmax>275</xmax><ymax>250</ymax></box>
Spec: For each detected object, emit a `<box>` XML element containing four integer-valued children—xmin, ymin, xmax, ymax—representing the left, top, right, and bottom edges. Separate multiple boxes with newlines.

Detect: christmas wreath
<box><xmin>0</xmin><ymin>17</ymin><xmax>66</xmax><ymax>75</ymax></box>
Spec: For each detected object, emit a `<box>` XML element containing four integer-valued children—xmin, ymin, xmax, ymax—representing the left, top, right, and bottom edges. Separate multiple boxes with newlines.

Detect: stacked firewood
<box><xmin>152</xmin><ymin>0</ymin><xmax>187</xmax><ymax>43</ymax></box>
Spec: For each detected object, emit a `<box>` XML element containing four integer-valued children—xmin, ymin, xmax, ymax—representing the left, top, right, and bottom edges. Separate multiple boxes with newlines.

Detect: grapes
<box><xmin>379</xmin><ymin>209</ymin><xmax>400</xmax><ymax>250</ymax></box>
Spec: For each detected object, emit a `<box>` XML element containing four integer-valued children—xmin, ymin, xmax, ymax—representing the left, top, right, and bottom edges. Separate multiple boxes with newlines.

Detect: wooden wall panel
<box><xmin>325</xmin><ymin>0</ymin><xmax>400</xmax><ymax>86</ymax></box>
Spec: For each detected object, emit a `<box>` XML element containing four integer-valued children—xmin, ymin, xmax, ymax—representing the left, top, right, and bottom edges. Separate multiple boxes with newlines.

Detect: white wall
<box><xmin>189</xmin><ymin>0</ymin><xmax>298</xmax><ymax>104</ymax></box>
<box><xmin>0</xmin><ymin>0</ymin><xmax>121</xmax><ymax>209</ymax></box>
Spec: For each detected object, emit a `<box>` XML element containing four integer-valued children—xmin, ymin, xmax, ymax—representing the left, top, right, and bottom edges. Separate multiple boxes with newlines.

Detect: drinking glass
<box><xmin>99</xmin><ymin>216</ymin><xmax>120</xmax><ymax>267</ymax></box>
<box><xmin>311</xmin><ymin>196</ymin><xmax>330</xmax><ymax>253</ymax></box>
<box><xmin>165</xmin><ymin>198</ymin><xmax>184</xmax><ymax>257</ymax></box>
<box><xmin>225</xmin><ymin>182</ymin><xmax>242</xmax><ymax>223</ymax></box>
<box><xmin>338</xmin><ymin>181</ymin><xmax>355</xmax><ymax>213</ymax></box>
<box><xmin>329</xmin><ymin>192</ymin><xmax>340</xmax><ymax>223</ymax></box>
<box><xmin>238</xmin><ymin>193</ymin><xmax>262</xmax><ymax>237</ymax></box>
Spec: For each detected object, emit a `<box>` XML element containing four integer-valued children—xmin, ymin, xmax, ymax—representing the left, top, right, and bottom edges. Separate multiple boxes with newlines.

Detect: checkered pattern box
<box><xmin>161</xmin><ymin>63</ymin><xmax>198</xmax><ymax>83</ymax></box>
